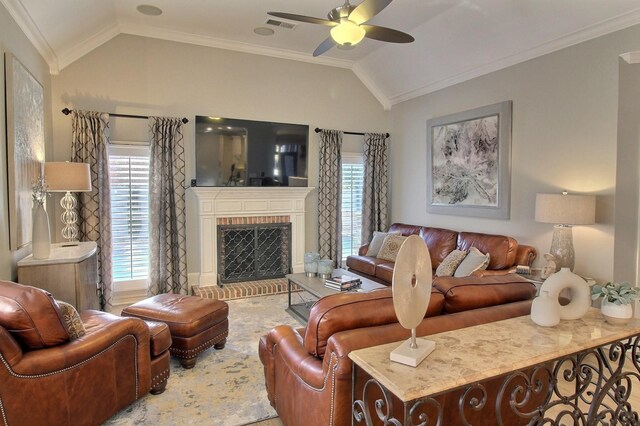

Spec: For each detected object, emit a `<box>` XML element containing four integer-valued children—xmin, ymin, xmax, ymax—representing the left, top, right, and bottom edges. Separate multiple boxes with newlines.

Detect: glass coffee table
<box><xmin>286</xmin><ymin>268</ymin><xmax>386</xmax><ymax>323</ymax></box>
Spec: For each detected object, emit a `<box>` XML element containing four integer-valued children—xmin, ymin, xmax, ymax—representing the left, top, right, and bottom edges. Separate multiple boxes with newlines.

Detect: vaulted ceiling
<box><xmin>4</xmin><ymin>0</ymin><xmax>640</xmax><ymax>108</ymax></box>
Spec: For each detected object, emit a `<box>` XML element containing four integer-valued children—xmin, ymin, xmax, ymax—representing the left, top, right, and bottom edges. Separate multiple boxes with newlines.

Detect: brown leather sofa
<box><xmin>346</xmin><ymin>223</ymin><xmax>537</xmax><ymax>284</ymax></box>
<box><xmin>259</xmin><ymin>273</ymin><xmax>537</xmax><ymax>426</ymax></box>
<box><xmin>0</xmin><ymin>280</ymin><xmax>171</xmax><ymax>426</ymax></box>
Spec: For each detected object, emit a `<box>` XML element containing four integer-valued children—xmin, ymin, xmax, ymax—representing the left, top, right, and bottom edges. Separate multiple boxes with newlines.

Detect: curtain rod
<box><xmin>61</xmin><ymin>108</ymin><xmax>189</xmax><ymax>124</ymax></box>
<box><xmin>314</xmin><ymin>127</ymin><xmax>389</xmax><ymax>138</ymax></box>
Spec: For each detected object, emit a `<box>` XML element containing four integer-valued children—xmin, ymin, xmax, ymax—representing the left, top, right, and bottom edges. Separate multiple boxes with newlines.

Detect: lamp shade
<box><xmin>535</xmin><ymin>193</ymin><xmax>596</xmax><ymax>225</ymax></box>
<box><xmin>44</xmin><ymin>162</ymin><xmax>92</xmax><ymax>192</ymax></box>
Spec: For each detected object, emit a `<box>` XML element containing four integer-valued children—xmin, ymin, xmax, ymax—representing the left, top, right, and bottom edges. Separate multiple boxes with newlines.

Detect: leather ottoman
<box><xmin>122</xmin><ymin>294</ymin><xmax>229</xmax><ymax>369</ymax></box>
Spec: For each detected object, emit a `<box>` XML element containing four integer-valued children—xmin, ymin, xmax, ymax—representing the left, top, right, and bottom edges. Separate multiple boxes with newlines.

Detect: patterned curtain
<box><xmin>318</xmin><ymin>130</ymin><xmax>343</xmax><ymax>266</ymax></box>
<box><xmin>362</xmin><ymin>132</ymin><xmax>389</xmax><ymax>243</ymax></box>
<box><xmin>70</xmin><ymin>111</ymin><xmax>113</xmax><ymax>310</ymax></box>
<box><xmin>148</xmin><ymin>117</ymin><xmax>188</xmax><ymax>295</ymax></box>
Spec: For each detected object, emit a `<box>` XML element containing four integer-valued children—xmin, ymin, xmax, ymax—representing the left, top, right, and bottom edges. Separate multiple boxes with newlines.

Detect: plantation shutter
<box><xmin>341</xmin><ymin>154</ymin><xmax>365</xmax><ymax>263</ymax></box>
<box><xmin>108</xmin><ymin>145</ymin><xmax>150</xmax><ymax>283</ymax></box>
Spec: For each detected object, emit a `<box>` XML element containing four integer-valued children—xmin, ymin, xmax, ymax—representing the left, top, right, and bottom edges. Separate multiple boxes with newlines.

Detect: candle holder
<box><xmin>317</xmin><ymin>259</ymin><xmax>334</xmax><ymax>279</ymax></box>
<box><xmin>304</xmin><ymin>252</ymin><xmax>320</xmax><ymax>277</ymax></box>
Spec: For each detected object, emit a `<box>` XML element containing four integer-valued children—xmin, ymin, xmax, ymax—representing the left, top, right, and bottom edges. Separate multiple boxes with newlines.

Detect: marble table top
<box><xmin>18</xmin><ymin>241</ymin><xmax>97</xmax><ymax>266</ymax></box>
<box><xmin>349</xmin><ymin>308</ymin><xmax>640</xmax><ymax>402</ymax></box>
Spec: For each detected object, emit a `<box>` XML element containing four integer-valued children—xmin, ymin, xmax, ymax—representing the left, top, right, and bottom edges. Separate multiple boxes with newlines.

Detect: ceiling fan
<box><xmin>268</xmin><ymin>0</ymin><xmax>414</xmax><ymax>57</ymax></box>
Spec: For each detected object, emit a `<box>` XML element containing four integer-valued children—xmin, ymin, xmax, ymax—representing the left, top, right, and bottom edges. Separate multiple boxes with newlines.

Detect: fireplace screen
<box><xmin>217</xmin><ymin>223</ymin><xmax>291</xmax><ymax>284</ymax></box>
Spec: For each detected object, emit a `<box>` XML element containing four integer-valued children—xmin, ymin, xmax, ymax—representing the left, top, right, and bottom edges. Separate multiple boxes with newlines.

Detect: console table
<box><xmin>350</xmin><ymin>309</ymin><xmax>640</xmax><ymax>425</ymax></box>
<box><xmin>18</xmin><ymin>242</ymin><xmax>99</xmax><ymax>311</ymax></box>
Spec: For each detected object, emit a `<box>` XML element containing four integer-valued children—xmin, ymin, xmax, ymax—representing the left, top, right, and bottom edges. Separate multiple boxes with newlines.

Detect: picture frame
<box><xmin>5</xmin><ymin>52</ymin><xmax>45</xmax><ymax>249</ymax></box>
<box><xmin>426</xmin><ymin>101</ymin><xmax>512</xmax><ymax>219</ymax></box>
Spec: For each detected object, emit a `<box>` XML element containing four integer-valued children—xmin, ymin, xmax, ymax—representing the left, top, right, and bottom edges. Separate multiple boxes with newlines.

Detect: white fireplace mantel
<box><xmin>190</xmin><ymin>186</ymin><xmax>314</xmax><ymax>287</ymax></box>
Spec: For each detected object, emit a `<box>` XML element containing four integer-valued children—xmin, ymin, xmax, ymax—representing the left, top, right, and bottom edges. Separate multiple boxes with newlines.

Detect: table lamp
<box><xmin>534</xmin><ymin>192</ymin><xmax>596</xmax><ymax>271</ymax></box>
<box><xmin>44</xmin><ymin>162</ymin><xmax>92</xmax><ymax>244</ymax></box>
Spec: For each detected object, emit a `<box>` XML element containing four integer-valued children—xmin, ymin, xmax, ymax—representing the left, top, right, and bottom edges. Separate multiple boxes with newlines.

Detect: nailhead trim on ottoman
<box><xmin>122</xmin><ymin>294</ymin><xmax>229</xmax><ymax>369</ymax></box>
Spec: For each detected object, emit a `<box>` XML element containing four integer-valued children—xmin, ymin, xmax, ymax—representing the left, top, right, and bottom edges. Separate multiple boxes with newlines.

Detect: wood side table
<box><xmin>18</xmin><ymin>242</ymin><xmax>99</xmax><ymax>311</ymax></box>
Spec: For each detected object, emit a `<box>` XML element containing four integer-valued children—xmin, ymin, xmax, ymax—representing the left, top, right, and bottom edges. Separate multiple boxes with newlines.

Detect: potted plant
<box><xmin>591</xmin><ymin>282</ymin><xmax>640</xmax><ymax>325</ymax></box>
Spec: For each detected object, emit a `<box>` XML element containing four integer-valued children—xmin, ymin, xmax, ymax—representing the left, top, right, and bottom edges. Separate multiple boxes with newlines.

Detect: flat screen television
<box><xmin>195</xmin><ymin>116</ymin><xmax>308</xmax><ymax>187</ymax></box>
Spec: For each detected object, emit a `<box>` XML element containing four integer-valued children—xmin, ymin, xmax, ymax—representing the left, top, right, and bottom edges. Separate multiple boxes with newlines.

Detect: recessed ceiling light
<box><xmin>137</xmin><ymin>5</ymin><xmax>163</xmax><ymax>16</ymax></box>
<box><xmin>254</xmin><ymin>27</ymin><xmax>275</xmax><ymax>36</ymax></box>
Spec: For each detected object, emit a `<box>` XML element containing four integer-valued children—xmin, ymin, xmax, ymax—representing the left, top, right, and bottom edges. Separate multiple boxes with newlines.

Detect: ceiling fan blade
<box><xmin>349</xmin><ymin>0</ymin><xmax>393</xmax><ymax>25</ymax></box>
<box><xmin>362</xmin><ymin>24</ymin><xmax>414</xmax><ymax>43</ymax></box>
<box><xmin>267</xmin><ymin>12</ymin><xmax>337</xmax><ymax>27</ymax></box>
<box><xmin>313</xmin><ymin>37</ymin><xmax>336</xmax><ymax>57</ymax></box>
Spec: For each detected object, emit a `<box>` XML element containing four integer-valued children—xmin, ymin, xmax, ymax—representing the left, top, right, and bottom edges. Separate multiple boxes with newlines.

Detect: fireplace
<box><xmin>190</xmin><ymin>186</ymin><xmax>313</xmax><ymax>287</ymax></box>
<box><xmin>217</xmin><ymin>223</ymin><xmax>291</xmax><ymax>284</ymax></box>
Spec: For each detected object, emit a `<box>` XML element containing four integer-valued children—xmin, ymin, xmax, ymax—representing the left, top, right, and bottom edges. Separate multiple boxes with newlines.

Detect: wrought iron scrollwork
<box><xmin>353</xmin><ymin>379</ymin><xmax>402</xmax><ymax>426</ymax></box>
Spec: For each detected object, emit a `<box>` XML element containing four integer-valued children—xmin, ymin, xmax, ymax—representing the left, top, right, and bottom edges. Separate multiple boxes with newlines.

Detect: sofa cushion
<box><xmin>378</xmin><ymin>235</ymin><xmax>407</xmax><ymax>262</ymax></box>
<box><xmin>454</xmin><ymin>247</ymin><xmax>490</xmax><ymax>277</ymax></box>
<box><xmin>419</xmin><ymin>227</ymin><xmax>459</xmax><ymax>269</ymax></box>
<box><xmin>457</xmin><ymin>232</ymin><xmax>517</xmax><ymax>270</ymax></box>
<box><xmin>365</xmin><ymin>231</ymin><xmax>401</xmax><ymax>257</ymax></box>
<box><xmin>374</xmin><ymin>262</ymin><xmax>395</xmax><ymax>283</ymax></box>
<box><xmin>57</xmin><ymin>301</ymin><xmax>86</xmax><ymax>340</ymax></box>
<box><xmin>435</xmin><ymin>249</ymin><xmax>468</xmax><ymax>277</ymax></box>
<box><xmin>388</xmin><ymin>223</ymin><xmax>422</xmax><ymax>236</ymax></box>
<box><xmin>346</xmin><ymin>255</ymin><xmax>386</xmax><ymax>277</ymax></box>
<box><xmin>433</xmin><ymin>274</ymin><xmax>536</xmax><ymax>313</ymax></box>
<box><xmin>304</xmin><ymin>287</ymin><xmax>445</xmax><ymax>357</ymax></box>
<box><xmin>0</xmin><ymin>280</ymin><xmax>70</xmax><ymax>349</ymax></box>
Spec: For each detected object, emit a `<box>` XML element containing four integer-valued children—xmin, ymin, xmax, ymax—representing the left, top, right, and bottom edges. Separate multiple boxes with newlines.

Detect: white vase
<box><xmin>32</xmin><ymin>203</ymin><xmax>51</xmax><ymax>259</ymax></box>
<box><xmin>601</xmin><ymin>298</ymin><xmax>633</xmax><ymax>325</ymax></box>
<box><xmin>539</xmin><ymin>267</ymin><xmax>590</xmax><ymax>320</ymax></box>
<box><xmin>531</xmin><ymin>290</ymin><xmax>561</xmax><ymax>327</ymax></box>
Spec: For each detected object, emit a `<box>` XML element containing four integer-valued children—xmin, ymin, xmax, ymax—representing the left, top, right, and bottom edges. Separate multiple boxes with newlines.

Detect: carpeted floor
<box><xmin>105</xmin><ymin>293</ymin><xmax>301</xmax><ymax>426</ymax></box>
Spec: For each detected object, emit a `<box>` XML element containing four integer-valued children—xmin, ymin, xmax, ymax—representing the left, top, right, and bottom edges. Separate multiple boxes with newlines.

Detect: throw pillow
<box><xmin>57</xmin><ymin>301</ymin><xmax>86</xmax><ymax>340</ymax></box>
<box><xmin>377</xmin><ymin>235</ymin><xmax>408</xmax><ymax>262</ymax></box>
<box><xmin>365</xmin><ymin>231</ymin><xmax>401</xmax><ymax>257</ymax></box>
<box><xmin>435</xmin><ymin>249</ymin><xmax>468</xmax><ymax>277</ymax></box>
<box><xmin>454</xmin><ymin>247</ymin><xmax>491</xmax><ymax>277</ymax></box>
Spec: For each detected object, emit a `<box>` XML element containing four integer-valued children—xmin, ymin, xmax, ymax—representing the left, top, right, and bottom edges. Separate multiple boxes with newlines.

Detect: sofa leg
<box><xmin>180</xmin><ymin>357</ymin><xmax>197</xmax><ymax>369</ymax></box>
<box><xmin>150</xmin><ymin>380</ymin><xmax>168</xmax><ymax>395</ymax></box>
<box><xmin>214</xmin><ymin>338</ymin><xmax>227</xmax><ymax>350</ymax></box>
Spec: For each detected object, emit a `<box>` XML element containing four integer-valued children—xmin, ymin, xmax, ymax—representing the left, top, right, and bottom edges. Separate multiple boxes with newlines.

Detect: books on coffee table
<box><xmin>324</xmin><ymin>274</ymin><xmax>362</xmax><ymax>291</ymax></box>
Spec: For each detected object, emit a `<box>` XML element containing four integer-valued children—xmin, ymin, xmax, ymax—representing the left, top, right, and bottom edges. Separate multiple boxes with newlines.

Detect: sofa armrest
<box><xmin>12</xmin><ymin>311</ymin><xmax>151</xmax><ymax>376</ymax></box>
<box><xmin>471</xmin><ymin>267</ymin><xmax>516</xmax><ymax>277</ymax></box>
<box><xmin>358</xmin><ymin>244</ymin><xmax>370</xmax><ymax>256</ymax></box>
<box><xmin>515</xmin><ymin>244</ymin><xmax>537</xmax><ymax>267</ymax></box>
<box><xmin>0</xmin><ymin>327</ymin><xmax>22</xmax><ymax>367</ymax></box>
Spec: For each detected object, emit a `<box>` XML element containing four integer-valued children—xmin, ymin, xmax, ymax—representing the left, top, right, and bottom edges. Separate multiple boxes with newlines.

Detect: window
<box><xmin>341</xmin><ymin>153</ymin><xmax>364</xmax><ymax>263</ymax></box>
<box><xmin>108</xmin><ymin>144</ymin><xmax>150</xmax><ymax>286</ymax></box>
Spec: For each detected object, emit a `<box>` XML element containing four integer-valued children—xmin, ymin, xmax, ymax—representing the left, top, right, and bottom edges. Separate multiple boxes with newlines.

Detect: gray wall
<box><xmin>0</xmin><ymin>3</ymin><xmax>52</xmax><ymax>280</ymax></box>
<box><xmin>614</xmin><ymin>58</ymin><xmax>640</xmax><ymax>283</ymax></box>
<box><xmin>389</xmin><ymin>24</ymin><xmax>640</xmax><ymax>281</ymax></box>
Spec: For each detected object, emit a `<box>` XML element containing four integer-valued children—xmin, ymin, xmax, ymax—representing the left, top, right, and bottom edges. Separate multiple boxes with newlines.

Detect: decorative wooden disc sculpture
<box><xmin>390</xmin><ymin>235</ymin><xmax>435</xmax><ymax>367</ymax></box>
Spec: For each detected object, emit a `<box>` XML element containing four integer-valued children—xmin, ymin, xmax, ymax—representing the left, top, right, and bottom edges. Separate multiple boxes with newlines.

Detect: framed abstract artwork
<box><xmin>5</xmin><ymin>52</ymin><xmax>45</xmax><ymax>249</ymax></box>
<box><xmin>426</xmin><ymin>101</ymin><xmax>512</xmax><ymax>219</ymax></box>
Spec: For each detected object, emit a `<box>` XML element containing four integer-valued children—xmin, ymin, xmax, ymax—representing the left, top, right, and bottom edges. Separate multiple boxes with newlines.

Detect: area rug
<box><xmin>193</xmin><ymin>278</ymin><xmax>301</xmax><ymax>301</ymax></box>
<box><xmin>105</xmin><ymin>293</ymin><xmax>301</xmax><ymax>426</ymax></box>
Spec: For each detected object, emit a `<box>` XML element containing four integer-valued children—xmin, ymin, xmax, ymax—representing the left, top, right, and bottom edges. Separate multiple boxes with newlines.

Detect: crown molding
<box><xmin>352</xmin><ymin>62</ymin><xmax>391</xmax><ymax>110</ymax></box>
<box><xmin>388</xmin><ymin>6</ymin><xmax>640</xmax><ymax>106</ymax></box>
<box><xmin>0</xmin><ymin>0</ymin><xmax>58</xmax><ymax>73</ymax></box>
<box><xmin>57</xmin><ymin>23</ymin><xmax>121</xmax><ymax>71</ymax></box>
<box><xmin>620</xmin><ymin>51</ymin><xmax>640</xmax><ymax>64</ymax></box>
<box><xmin>118</xmin><ymin>23</ymin><xmax>355</xmax><ymax>70</ymax></box>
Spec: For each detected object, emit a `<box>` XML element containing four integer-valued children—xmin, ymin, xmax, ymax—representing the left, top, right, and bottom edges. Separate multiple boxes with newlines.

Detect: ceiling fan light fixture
<box><xmin>330</xmin><ymin>19</ymin><xmax>365</xmax><ymax>46</ymax></box>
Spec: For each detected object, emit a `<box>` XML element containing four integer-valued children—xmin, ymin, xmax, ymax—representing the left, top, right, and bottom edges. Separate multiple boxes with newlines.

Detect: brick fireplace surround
<box><xmin>189</xmin><ymin>187</ymin><xmax>314</xmax><ymax>287</ymax></box>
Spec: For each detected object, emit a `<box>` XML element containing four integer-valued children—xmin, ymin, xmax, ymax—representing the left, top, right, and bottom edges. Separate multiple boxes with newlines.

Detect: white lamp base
<box><xmin>390</xmin><ymin>338</ymin><xmax>436</xmax><ymax>367</ymax></box>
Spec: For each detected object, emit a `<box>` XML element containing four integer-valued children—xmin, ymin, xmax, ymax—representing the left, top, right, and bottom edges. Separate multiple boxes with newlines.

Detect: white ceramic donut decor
<box><xmin>531</xmin><ymin>268</ymin><xmax>590</xmax><ymax>327</ymax></box>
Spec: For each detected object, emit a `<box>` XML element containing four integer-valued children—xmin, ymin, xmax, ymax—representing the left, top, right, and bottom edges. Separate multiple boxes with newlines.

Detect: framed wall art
<box><xmin>5</xmin><ymin>52</ymin><xmax>45</xmax><ymax>249</ymax></box>
<box><xmin>426</xmin><ymin>101</ymin><xmax>512</xmax><ymax>219</ymax></box>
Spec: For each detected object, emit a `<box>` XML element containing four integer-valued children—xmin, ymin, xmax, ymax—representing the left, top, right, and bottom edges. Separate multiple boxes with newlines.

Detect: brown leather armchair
<box><xmin>0</xmin><ymin>280</ymin><xmax>171</xmax><ymax>426</ymax></box>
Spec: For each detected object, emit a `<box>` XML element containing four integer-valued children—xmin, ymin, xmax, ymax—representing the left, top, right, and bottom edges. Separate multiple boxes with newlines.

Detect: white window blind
<box><xmin>341</xmin><ymin>153</ymin><xmax>364</xmax><ymax>263</ymax></box>
<box><xmin>109</xmin><ymin>145</ymin><xmax>150</xmax><ymax>283</ymax></box>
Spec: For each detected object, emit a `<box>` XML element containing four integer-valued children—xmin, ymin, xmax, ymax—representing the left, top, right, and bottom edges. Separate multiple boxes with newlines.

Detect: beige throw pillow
<box><xmin>454</xmin><ymin>247</ymin><xmax>491</xmax><ymax>277</ymax></box>
<box><xmin>435</xmin><ymin>249</ymin><xmax>468</xmax><ymax>277</ymax></box>
<box><xmin>377</xmin><ymin>235</ymin><xmax>407</xmax><ymax>262</ymax></box>
<box><xmin>366</xmin><ymin>231</ymin><xmax>401</xmax><ymax>257</ymax></box>
<box><xmin>57</xmin><ymin>300</ymin><xmax>86</xmax><ymax>340</ymax></box>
